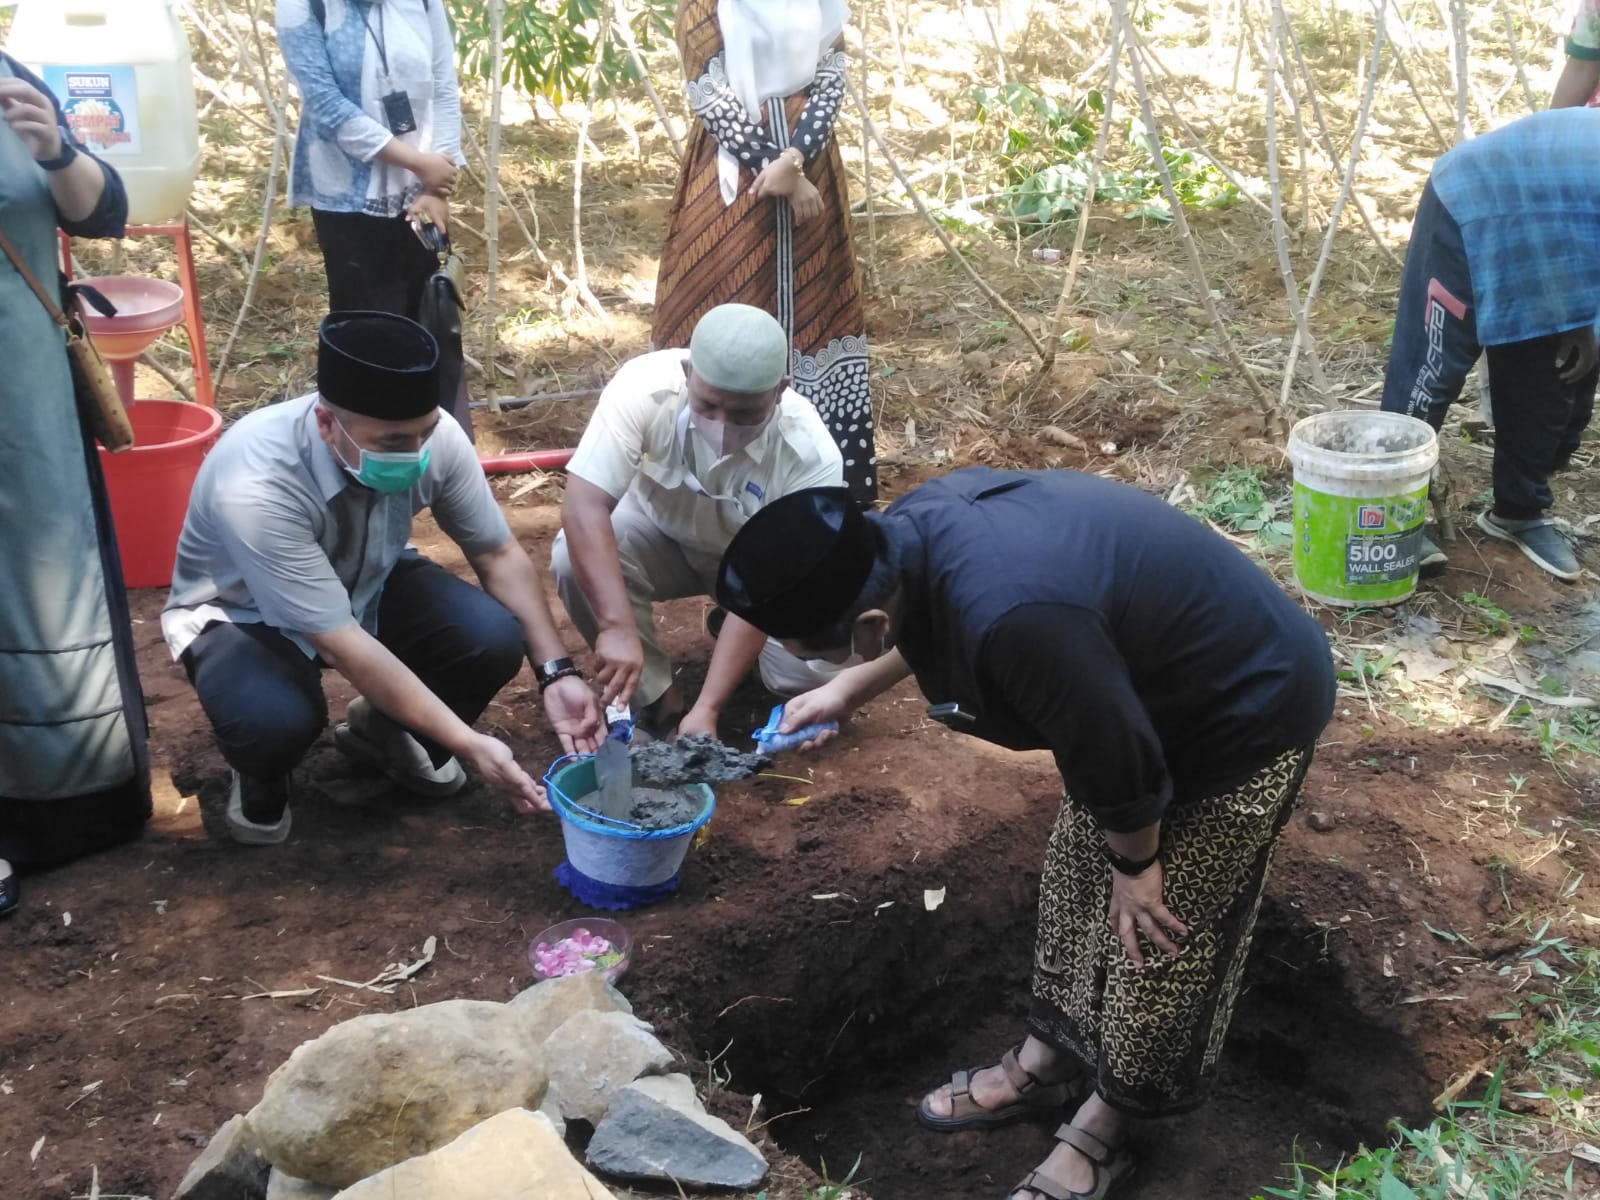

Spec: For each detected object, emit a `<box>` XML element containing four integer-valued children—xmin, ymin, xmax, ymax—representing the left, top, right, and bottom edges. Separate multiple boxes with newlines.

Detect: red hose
<box><xmin>478</xmin><ymin>448</ymin><xmax>575</xmax><ymax>474</ymax></box>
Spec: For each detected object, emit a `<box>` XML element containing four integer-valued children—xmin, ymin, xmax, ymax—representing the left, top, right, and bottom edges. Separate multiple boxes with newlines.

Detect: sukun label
<box><xmin>42</xmin><ymin>66</ymin><xmax>141</xmax><ymax>156</ymax></box>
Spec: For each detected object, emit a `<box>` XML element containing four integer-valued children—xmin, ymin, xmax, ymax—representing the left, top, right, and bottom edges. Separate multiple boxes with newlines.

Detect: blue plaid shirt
<box><xmin>1431</xmin><ymin>107</ymin><xmax>1600</xmax><ymax>346</ymax></box>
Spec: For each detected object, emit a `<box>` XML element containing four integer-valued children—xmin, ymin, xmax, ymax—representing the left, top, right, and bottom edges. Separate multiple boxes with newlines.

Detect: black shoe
<box><xmin>1418</xmin><ymin>531</ymin><xmax>1448</xmax><ymax>577</ymax></box>
<box><xmin>0</xmin><ymin>860</ymin><xmax>17</xmax><ymax>917</ymax></box>
<box><xmin>1477</xmin><ymin>511</ymin><xmax>1581</xmax><ymax>581</ymax></box>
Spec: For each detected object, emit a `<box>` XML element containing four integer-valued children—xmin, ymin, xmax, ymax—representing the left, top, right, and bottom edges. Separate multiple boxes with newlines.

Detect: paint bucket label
<box><xmin>1293</xmin><ymin>483</ymin><xmax>1429</xmax><ymax>605</ymax></box>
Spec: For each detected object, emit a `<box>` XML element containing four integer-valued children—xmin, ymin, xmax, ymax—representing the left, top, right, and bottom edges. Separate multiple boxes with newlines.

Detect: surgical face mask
<box><xmin>333</xmin><ymin>415</ymin><xmax>431</xmax><ymax>494</ymax></box>
<box><xmin>691</xmin><ymin>408</ymin><xmax>772</xmax><ymax>458</ymax></box>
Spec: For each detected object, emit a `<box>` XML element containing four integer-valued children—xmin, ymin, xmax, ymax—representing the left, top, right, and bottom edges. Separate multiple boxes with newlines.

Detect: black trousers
<box><xmin>1381</xmin><ymin>181</ymin><xmax>1597</xmax><ymax>519</ymax></box>
<box><xmin>310</xmin><ymin>207</ymin><xmax>475</xmax><ymax>439</ymax></box>
<box><xmin>311</xmin><ymin>207</ymin><xmax>438</xmax><ymax>317</ymax></box>
<box><xmin>181</xmin><ymin>556</ymin><xmax>525</xmax><ymax>780</ymax></box>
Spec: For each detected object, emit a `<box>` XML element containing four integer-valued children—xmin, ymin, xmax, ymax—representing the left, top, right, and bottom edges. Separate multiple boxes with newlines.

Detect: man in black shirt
<box><xmin>716</xmin><ymin>468</ymin><xmax>1335</xmax><ymax>1200</ymax></box>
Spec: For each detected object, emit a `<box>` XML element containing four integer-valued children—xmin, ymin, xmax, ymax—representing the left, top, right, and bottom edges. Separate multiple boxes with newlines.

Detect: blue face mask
<box><xmin>333</xmin><ymin>415</ymin><xmax>431</xmax><ymax>494</ymax></box>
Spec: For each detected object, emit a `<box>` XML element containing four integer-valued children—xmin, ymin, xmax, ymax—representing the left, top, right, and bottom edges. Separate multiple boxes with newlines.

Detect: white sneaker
<box><xmin>333</xmin><ymin>697</ymin><xmax>467</xmax><ymax>797</ymax></box>
<box><xmin>225</xmin><ymin>772</ymin><xmax>292</xmax><ymax>845</ymax></box>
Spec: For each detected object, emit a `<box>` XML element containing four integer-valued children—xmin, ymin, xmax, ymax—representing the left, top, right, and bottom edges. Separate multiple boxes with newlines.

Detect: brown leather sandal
<box><xmin>1006</xmin><ymin>1124</ymin><xmax>1135</xmax><ymax>1200</ymax></box>
<box><xmin>915</xmin><ymin>1044</ymin><xmax>1086</xmax><ymax>1131</ymax></box>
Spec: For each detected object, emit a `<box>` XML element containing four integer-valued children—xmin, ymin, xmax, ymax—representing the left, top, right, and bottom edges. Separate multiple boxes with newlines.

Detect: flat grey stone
<box><xmin>541</xmin><ymin>1010</ymin><xmax>673</xmax><ymax>1125</ymax></box>
<box><xmin>587</xmin><ymin>1078</ymin><xmax>767</xmax><ymax>1190</ymax></box>
<box><xmin>173</xmin><ymin>1113</ymin><xmax>270</xmax><ymax>1200</ymax></box>
<box><xmin>266</xmin><ymin>1170</ymin><xmax>337</xmax><ymax>1200</ymax></box>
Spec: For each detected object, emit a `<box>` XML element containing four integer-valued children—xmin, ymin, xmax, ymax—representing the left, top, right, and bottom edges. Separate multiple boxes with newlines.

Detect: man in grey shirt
<box><xmin>163</xmin><ymin>313</ymin><xmax>601</xmax><ymax>843</ymax></box>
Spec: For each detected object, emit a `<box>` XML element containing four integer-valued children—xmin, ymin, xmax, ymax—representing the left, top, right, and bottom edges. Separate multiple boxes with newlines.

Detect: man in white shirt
<box><xmin>552</xmin><ymin>304</ymin><xmax>846</xmax><ymax>737</ymax></box>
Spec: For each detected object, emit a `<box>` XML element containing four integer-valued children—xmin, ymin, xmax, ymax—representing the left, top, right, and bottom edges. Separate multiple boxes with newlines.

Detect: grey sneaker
<box><xmin>1418</xmin><ymin>531</ymin><xmax>1448</xmax><ymax>577</ymax></box>
<box><xmin>1476</xmin><ymin>512</ymin><xmax>1580</xmax><ymax>581</ymax></box>
<box><xmin>226</xmin><ymin>771</ymin><xmax>292</xmax><ymax>845</ymax></box>
<box><xmin>333</xmin><ymin>696</ymin><xmax>467</xmax><ymax>797</ymax></box>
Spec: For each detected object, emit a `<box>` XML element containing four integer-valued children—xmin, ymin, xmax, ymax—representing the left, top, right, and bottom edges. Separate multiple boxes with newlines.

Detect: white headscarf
<box><xmin>717</xmin><ymin>0</ymin><xmax>849</xmax><ymax>123</ymax></box>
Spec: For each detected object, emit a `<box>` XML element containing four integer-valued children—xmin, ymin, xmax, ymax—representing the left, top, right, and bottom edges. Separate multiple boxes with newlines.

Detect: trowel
<box><xmin>593</xmin><ymin>702</ymin><xmax>634</xmax><ymax>820</ymax></box>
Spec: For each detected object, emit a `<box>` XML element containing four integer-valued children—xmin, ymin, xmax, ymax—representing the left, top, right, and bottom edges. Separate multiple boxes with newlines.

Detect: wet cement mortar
<box><xmin>7</xmin><ymin>506</ymin><xmax>1600</xmax><ymax>1199</ymax></box>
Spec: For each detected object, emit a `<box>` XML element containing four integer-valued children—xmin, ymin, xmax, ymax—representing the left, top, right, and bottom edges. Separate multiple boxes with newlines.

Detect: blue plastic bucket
<box><xmin>544</xmin><ymin>756</ymin><xmax>715</xmax><ymax>890</ymax></box>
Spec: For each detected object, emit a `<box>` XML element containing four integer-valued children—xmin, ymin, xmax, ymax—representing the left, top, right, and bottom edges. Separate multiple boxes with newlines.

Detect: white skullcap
<box><xmin>688</xmin><ymin>303</ymin><xmax>788</xmax><ymax>393</ymax></box>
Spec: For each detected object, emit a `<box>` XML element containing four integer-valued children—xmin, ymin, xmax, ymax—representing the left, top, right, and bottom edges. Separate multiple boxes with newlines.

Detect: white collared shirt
<box><xmin>566</xmin><ymin>350</ymin><xmax>844</xmax><ymax>557</ymax></box>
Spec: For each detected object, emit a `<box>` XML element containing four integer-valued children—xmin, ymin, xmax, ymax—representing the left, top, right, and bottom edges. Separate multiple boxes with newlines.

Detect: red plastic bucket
<box><xmin>98</xmin><ymin>400</ymin><xmax>223</xmax><ymax>589</ymax></box>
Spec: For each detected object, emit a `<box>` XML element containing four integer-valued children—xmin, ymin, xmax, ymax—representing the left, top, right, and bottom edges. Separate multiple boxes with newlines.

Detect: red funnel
<box><xmin>78</xmin><ymin>275</ymin><xmax>187</xmax><ymax>406</ymax></box>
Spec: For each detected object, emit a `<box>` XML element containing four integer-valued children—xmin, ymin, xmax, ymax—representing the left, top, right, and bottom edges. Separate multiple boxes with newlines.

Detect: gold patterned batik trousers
<box><xmin>1027</xmin><ymin>746</ymin><xmax>1314</xmax><ymax>1116</ymax></box>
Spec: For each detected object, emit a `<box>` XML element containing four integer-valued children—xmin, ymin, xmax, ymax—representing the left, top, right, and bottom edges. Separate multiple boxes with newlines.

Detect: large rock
<box><xmin>587</xmin><ymin>1074</ymin><xmax>768</xmax><ymax>1190</ymax></box>
<box><xmin>332</xmin><ymin>1108</ymin><xmax>617</xmax><ymax>1200</ymax></box>
<box><xmin>173</xmin><ymin>1113</ymin><xmax>270</xmax><ymax>1200</ymax></box>
<box><xmin>542</xmin><ymin>1010</ymin><xmax>673</xmax><ymax>1125</ymax></box>
<box><xmin>249</xmin><ymin>999</ymin><xmax>547</xmax><ymax>1187</ymax></box>
<box><xmin>265</xmin><ymin>1171</ymin><xmax>336</xmax><ymax>1200</ymax></box>
<box><xmin>509</xmin><ymin>970</ymin><xmax>632</xmax><ymax>1045</ymax></box>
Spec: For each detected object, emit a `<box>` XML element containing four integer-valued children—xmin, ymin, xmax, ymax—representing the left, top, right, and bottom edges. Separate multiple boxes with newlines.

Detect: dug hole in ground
<box><xmin>5</xmin><ymin>500</ymin><xmax>1596</xmax><ymax>1200</ymax></box>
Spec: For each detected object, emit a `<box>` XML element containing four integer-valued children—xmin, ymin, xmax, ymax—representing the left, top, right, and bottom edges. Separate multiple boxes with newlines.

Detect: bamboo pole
<box><xmin>613</xmin><ymin>0</ymin><xmax>684</xmax><ymax>163</ymax></box>
<box><xmin>215</xmin><ymin>74</ymin><xmax>291</xmax><ymax>391</ymax></box>
<box><xmin>1042</xmin><ymin>22</ymin><xmax>1120</xmax><ymax>373</ymax></box>
<box><xmin>1303</xmin><ymin>6</ymin><xmax>1387</xmax><ymax>319</ymax></box>
<box><xmin>1109</xmin><ymin>0</ymin><xmax>1283</xmax><ymax>434</ymax></box>
<box><xmin>1498</xmin><ymin>0</ymin><xmax>1538</xmax><ymax>112</ymax></box>
<box><xmin>842</xmin><ymin>72</ymin><xmax>1048</xmax><ymax>360</ymax></box>
<box><xmin>1448</xmin><ymin>0</ymin><xmax>1470</xmax><ymax>141</ymax></box>
<box><xmin>1265</xmin><ymin>0</ymin><xmax>1327</xmax><ymax>402</ymax></box>
<box><xmin>484</xmin><ymin>0</ymin><xmax>505</xmax><ymax>414</ymax></box>
<box><xmin>1281</xmin><ymin>15</ymin><xmax>1400</xmax><ymax>267</ymax></box>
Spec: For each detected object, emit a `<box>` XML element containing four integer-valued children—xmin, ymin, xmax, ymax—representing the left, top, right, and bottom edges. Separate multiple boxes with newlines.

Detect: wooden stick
<box><xmin>1110</xmin><ymin>0</ymin><xmax>1283</xmax><ymax>434</ymax></box>
<box><xmin>1498</xmin><ymin>0</ymin><xmax>1538</xmax><ymax>112</ymax></box>
<box><xmin>883</xmin><ymin>0</ymin><xmax>908</xmax><ymax>92</ymax></box>
<box><xmin>1125</xmin><ymin>33</ymin><xmax>1271</xmax><ymax>216</ymax></box>
<box><xmin>978</xmin><ymin>2</ymin><xmax>1009</xmax><ymax>87</ymax></box>
<box><xmin>1281</xmin><ymin>13</ymin><xmax>1400</xmax><ymax>267</ymax></box>
<box><xmin>613</xmin><ymin>0</ymin><xmax>684</xmax><ymax>163</ymax></box>
<box><xmin>1303</xmin><ymin>9</ymin><xmax>1386</xmax><ymax>329</ymax></box>
<box><xmin>1380</xmin><ymin>0</ymin><xmax>1453</xmax><ymax>149</ymax></box>
<box><xmin>215</xmin><ymin>73</ymin><xmax>290</xmax><ymax>391</ymax></box>
<box><xmin>484</xmin><ymin>0</ymin><xmax>505</xmax><ymax>414</ymax></box>
<box><xmin>1264</xmin><ymin>0</ymin><xmax>1327</xmax><ymax>402</ymax></box>
<box><xmin>1042</xmin><ymin>22</ymin><xmax>1120</xmax><ymax>372</ymax></box>
<box><xmin>185</xmin><ymin>208</ymin><xmax>253</xmax><ymax>275</ymax></box>
<box><xmin>857</xmin><ymin>58</ymin><xmax>879</xmax><ymax>292</ymax></box>
<box><xmin>842</xmin><ymin>72</ymin><xmax>1048</xmax><ymax>360</ymax></box>
<box><xmin>1448</xmin><ymin>0</ymin><xmax>1471</xmax><ymax>141</ymax></box>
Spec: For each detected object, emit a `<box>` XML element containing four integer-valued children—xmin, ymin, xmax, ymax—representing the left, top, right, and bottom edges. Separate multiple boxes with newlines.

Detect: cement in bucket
<box><xmin>1288</xmin><ymin>411</ymin><xmax>1438</xmax><ymax>607</ymax></box>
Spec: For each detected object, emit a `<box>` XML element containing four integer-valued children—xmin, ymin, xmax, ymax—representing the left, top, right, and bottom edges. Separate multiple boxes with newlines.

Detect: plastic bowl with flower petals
<box><xmin>527</xmin><ymin>917</ymin><xmax>632</xmax><ymax>984</ymax></box>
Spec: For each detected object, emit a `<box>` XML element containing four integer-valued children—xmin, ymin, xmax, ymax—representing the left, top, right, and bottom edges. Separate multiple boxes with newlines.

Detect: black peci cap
<box><xmin>716</xmin><ymin>488</ymin><xmax>878</xmax><ymax>639</ymax></box>
<box><xmin>317</xmin><ymin>311</ymin><xmax>439</xmax><ymax>420</ymax></box>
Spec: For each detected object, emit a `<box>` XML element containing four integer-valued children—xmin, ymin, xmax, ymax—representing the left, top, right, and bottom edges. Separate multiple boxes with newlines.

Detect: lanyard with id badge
<box><xmin>355</xmin><ymin>2</ymin><xmax>418</xmax><ymax>134</ymax></box>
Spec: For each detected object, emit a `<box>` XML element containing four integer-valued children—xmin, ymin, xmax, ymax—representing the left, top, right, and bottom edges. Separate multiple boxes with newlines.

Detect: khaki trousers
<box><xmin>550</xmin><ymin>495</ymin><xmax>841</xmax><ymax>708</ymax></box>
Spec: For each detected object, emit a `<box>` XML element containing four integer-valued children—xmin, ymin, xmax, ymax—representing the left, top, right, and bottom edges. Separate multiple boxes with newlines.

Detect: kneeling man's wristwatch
<box><xmin>534</xmin><ymin>656</ymin><xmax>582</xmax><ymax>692</ymax></box>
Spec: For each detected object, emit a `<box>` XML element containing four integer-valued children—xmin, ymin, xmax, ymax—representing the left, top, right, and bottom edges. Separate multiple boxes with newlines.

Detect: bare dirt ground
<box><xmin>4</xmin><ymin>476</ymin><xmax>1598</xmax><ymax>1199</ymax></box>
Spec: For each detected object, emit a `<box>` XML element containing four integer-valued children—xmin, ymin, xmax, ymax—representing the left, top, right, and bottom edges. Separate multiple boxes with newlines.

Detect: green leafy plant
<box><xmin>451</xmin><ymin>0</ymin><xmax>674</xmax><ymax>104</ymax></box>
<box><xmin>1183</xmin><ymin>466</ymin><xmax>1294</xmax><ymax>549</ymax></box>
<box><xmin>969</xmin><ymin>85</ymin><xmax>1259</xmax><ymax>225</ymax></box>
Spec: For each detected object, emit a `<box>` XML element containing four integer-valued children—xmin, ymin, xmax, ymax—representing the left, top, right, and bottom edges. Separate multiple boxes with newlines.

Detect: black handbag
<box><xmin>413</xmin><ymin>215</ymin><xmax>473</xmax><ymax>442</ymax></box>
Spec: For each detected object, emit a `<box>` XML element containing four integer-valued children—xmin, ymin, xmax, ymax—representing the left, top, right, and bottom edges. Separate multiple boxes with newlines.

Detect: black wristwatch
<box><xmin>36</xmin><ymin>135</ymin><xmax>78</xmax><ymax>173</ymax></box>
<box><xmin>1101</xmin><ymin>843</ymin><xmax>1161</xmax><ymax>876</ymax></box>
<box><xmin>534</xmin><ymin>656</ymin><xmax>581</xmax><ymax>692</ymax></box>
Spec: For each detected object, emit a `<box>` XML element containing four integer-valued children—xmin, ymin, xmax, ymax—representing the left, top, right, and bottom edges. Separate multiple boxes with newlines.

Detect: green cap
<box><xmin>688</xmin><ymin>303</ymin><xmax>788</xmax><ymax>393</ymax></box>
